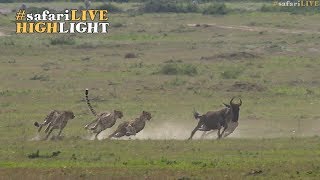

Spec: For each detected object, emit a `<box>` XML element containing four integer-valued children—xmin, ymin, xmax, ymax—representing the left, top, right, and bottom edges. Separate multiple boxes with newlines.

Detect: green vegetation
<box><xmin>26</xmin><ymin>6</ymin><xmax>57</xmax><ymax>13</ymax></box>
<box><xmin>261</xmin><ymin>4</ymin><xmax>320</xmax><ymax>14</ymax></box>
<box><xmin>159</xmin><ymin>63</ymin><xmax>198</xmax><ymax>76</ymax></box>
<box><xmin>50</xmin><ymin>35</ymin><xmax>76</xmax><ymax>45</ymax></box>
<box><xmin>1</xmin><ymin>138</ymin><xmax>320</xmax><ymax>179</ymax></box>
<box><xmin>202</xmin><ymin>3</ymin><xmax>229</xmax><ymax>15</ymax></box>
<box><xmin>95</xmin><ymin>3</ymin><xmax>123</xmax><ymax>13</ymax></box>
<box><xmin>1</xmin><ymin>0</ymin><xmax>320</xmax><ymax>179</ymax></box>
<box><xmin>141</xmin><ymin>0</ymin><xmax>199</xmax><ymax>13</ymax></box>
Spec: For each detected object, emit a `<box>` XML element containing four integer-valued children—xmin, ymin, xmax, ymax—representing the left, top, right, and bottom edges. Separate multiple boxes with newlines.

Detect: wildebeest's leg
<box><xmin>217</xmin><ymin>128</ymin><xmax>221</xmax><ymax>139</ymax></box>
<box><xmin>45</xmin><ymin>128</ymin><xmax>54</xmax><ymax>140</ymax></box>
<box><xmin>219</xmin><ymin>125</ymin><xmax>228</xmax><ymax>138</ymax></box>
<box><xmin>223</xmin><ymin>122</ymin><xmax>238</xmax><ymax>137</ymax></box>
<box><xmin>201</xmin><ymin>130</ymin><xmax>217</xmax><ymax>139</ymax></box>
<box><xmin>215</xmin><ymin>122</ymin><xmax>223</xmax><ymax>139</ymax></box>
<box><xmin>223</xmin><ymin>131</ymin><xmax>232</xmax><ymax>138</ymax></box>
<box><xmin>200</xmin><ymin>131</ymin><xmax>207</xmax><ymax>139</ymax></box>
<box><xmin>218</xmin><ymin>125</ymin><xmax>228</xmax><ymax>139</ymax></box>
<box><xmin>188</xmin><ymin>121</ymin><xmax>203</xmax><ymax>140</ymax></box>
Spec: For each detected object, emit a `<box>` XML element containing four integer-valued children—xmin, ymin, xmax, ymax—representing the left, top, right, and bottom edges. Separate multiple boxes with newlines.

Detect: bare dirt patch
<box><xmin>201</xmin><ymin>52</ymin><xmax>259</xmax><ymax>61</ymax></box>
<box><xmin>0</xmin><ymin>31</ymin><xmax>5</xmax><ymax>36</ymax></box>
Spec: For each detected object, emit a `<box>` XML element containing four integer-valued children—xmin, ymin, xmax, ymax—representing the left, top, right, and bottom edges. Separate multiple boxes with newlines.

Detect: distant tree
<box><xmin>84</xmin><ymin>0</ymin><xmax>91</xmax><ymax>9</ymax></box>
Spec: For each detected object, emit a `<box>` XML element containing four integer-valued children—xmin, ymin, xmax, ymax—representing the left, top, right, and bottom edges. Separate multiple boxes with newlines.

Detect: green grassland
<box><xmin>0</xmin><ymin>1</ymin><xmax>320</xmax><ymax>179</ymax></box>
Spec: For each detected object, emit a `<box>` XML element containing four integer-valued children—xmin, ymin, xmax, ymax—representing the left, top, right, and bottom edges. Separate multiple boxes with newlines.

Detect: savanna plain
<box><xmin>0</xmin><ymin>1</ymin><xmax>320</xmax><ymax>179</ymax></box>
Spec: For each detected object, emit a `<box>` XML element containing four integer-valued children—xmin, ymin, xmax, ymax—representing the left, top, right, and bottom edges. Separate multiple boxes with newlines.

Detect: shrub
<box><xmin>96</xmin><ymin>3</ymin><xmax>122</xmax><ymax>13</ymax></box>
<box><xmin>1</xmin><ymin>0</ymin><xmax>14</xmax><ymax>2</ymax></box>
<box><xmin>202</xmin><ymin>3</ymin><xmax>229</xmax><ymax>15</ymax></box>
<box><xmin>30</xmin><ymin>74</ymin><xmax>50</xmax><ymax>81</ymax></box>
<box><xmin>125</xmin><ymin>53</ymin><xmax>137</xmax><ymax>58</ymax></box>
<box><xmin>260</xmin><ymin>4</ymin><xmax>320</xmax><ymax>14</ymax></box>
<box><xmin>26</xmin><ymin>6</ymin><xmax>56</xmax><ymax>14</ymax></box>
<box><xmin>50</xmin><ymin>36</ymin><xmax>75</xmax><ymax>45</ymax></box>
<box><xmin>160</xmin><ymin>63</ymin><xmax>198</xmax><ymax>76</ymax></box>
<box><xmin>140</xmin><ymin>0</ymin><xmax>199</xmax><ymax>13</ymax></box>
<box><xmin>112</xmin><ymin>22</ymin><xmax>123</xmax><ymax>28</ymax></box>
<box><xmin>182</xmin><ymin>64</ymin><xmax>198</xmax><ymax>76</ymax></box>
<box><xmin>161</xmin><ymin>63</ymin><xmax>179</xmax><ymax>75</ymax></box>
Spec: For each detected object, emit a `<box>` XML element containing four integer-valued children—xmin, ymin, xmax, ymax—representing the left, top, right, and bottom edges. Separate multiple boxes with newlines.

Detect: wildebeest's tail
<box><xmin>193</xmin><ymin>111</ymin><xmax>202</xmax><ymax>120</ymax></box>
<box><xmin>85</xmin><ymin>88</ymin><xmax>97</xmax><ymax>117</ymax></box>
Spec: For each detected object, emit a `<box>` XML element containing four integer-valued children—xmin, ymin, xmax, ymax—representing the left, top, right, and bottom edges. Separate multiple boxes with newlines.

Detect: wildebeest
<box><xmin>188</xmin><ymin>97</ymin><xmax>242</xmax><ymax>140</ymax></box>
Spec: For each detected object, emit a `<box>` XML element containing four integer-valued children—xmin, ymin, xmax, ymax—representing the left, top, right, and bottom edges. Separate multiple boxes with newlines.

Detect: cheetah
<box><xmin>108</xmin><ymin>111</ymin><xmax>152</xmax><ymax>138</ymax></box>
<box><xmin>34</xmin><ymin>110</ymin><xmax>75</xmax><ymax>140</ymax></box>
<box><xmin>84</xmin><ymin>89</ymin><xmax>123</xmax><ymax>139</ymax></box>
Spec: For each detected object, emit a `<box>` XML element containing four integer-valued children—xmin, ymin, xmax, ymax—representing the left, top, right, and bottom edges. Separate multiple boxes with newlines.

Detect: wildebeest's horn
<box><xmin>230</xmin><ymin>97</ymin><xmax>235</xmax><ymax>105</ymax></box>
<box><xmin>230</xmin><ymin>97</ymin><xmax>242</xmax><ymax>106</ymax></box>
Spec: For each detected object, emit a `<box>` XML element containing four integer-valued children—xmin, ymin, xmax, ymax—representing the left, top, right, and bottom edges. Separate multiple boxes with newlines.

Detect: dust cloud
<box><xmin>96</xmin><ymin>121</ymin><xmax>243</xmax><ymax>140</ymax></box>
<box><xmin>95</xmin><ymin>118</ymin><xmax>320</xmax><ymax>140</ymax></box>
<box><xmin>31</xmin><ymin>118</ymin><xmax>320</xmax><ymax>141</ymax></box>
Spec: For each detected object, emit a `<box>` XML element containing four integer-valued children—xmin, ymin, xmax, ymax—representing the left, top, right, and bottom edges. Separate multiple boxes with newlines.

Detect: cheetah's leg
<box><xmin>90</xmin><ymin>120</ymin><xmax>100</xmax><ymax>130</ymax></box>
<box><xmin>45</xmin><ymin>128</ymin><xmax>54</xmax><ymax>140</ymax></box>
<box><xmin>44</xmin><ymin>122</ymin><xmax>52</xmax><ymax>133</ymax></box>
<box><xmin>57</xmin><ymin>128</ymin><xmax>63</xmax><ymax>137</ymax></box>
<box><xmin>84</xmin><ymin>118</ymin><xmax>98</xmax><ymax>129</ymax></box>
<box><xmin>38</xmin><ymin>110</ymin><xmax>58</xmax><ymax>132</ymax></box>
<box><xmin>125</xmin><ymin>125</ymin><xmax>136</xmax><ymax>136</ymax></box>
<box><xmin>95</xmin><ymin>130</ymin><xmax>102</xmax><ymax>140</ymax></box>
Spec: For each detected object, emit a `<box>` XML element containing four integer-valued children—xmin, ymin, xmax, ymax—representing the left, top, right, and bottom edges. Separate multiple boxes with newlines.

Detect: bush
<box><xmin>50</xmin><ymin>36</ymin><xmax>75</xmax><ymax>45</ymax></box>
<box><xmin>161</xmin><ymin>63</ymin><xmax>179</xmax><ymax>75</ymax></box>
<box><xmin>96</xmin><ymin>3</ymin><xmax>122</xmax><ymax>13</ymax></box>
<box><xmin>182</xmin><ymin>64</ymin><xmax>198</xmax><ymax>76</ymax></box>
<box><xmin>0</xmin><ymin>0</ymin><xmax>14</xmax><ymax>2</ymax></box>
<box><xmin>125</xmin><ymin>53</ymin><xmax>137</xmax><ymax>58</ymax></box>
<box><xmin>26</xmin><ymin>6</ymin><xmax>56</xmax><ymax>14</ymax></box>
<box><xmin>260</xmin><ymin>4</ymin><xmax>320</xmax><ymax>14</ymax></box>
<box><xmin>30</xmin><ymin>74</ymin><xmax>50</xmax><ymax>81</ymax></box>
<box><xmin>202</xmin><ymin>3</ymin><xmax>229</xmax><ymax>15</ymax></box>
<box><xmin>160</xmin><ymin>63</ymin><xmax>198</xmax><ymax>76</ymax></box>
<box><xmin>141</xmin><ymin>0</ymin><xmax>199</xmax><ymax>13</ymax></box>
<box><xmin>112</xmin><ymin>22</ymin><xmax>123</xmax><ymax>28</ymax></box>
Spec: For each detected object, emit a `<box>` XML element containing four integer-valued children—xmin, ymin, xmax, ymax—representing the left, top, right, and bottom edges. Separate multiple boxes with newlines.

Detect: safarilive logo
<box><xmin>15</xmin><ymin>9</ymin><xmax>109</xmax><ymax>34</ymax></box>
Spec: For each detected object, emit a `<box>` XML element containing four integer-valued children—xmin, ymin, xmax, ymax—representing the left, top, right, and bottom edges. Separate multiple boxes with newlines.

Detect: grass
<box><xmin>1</xmin><ymin>1</ymin><xmax>320</xmax><ymax>179</ymax></box>
<box><xmin>1</xmin><ymin>138</ymin><xmax>320</xmax><ymax>179</ymax></box>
